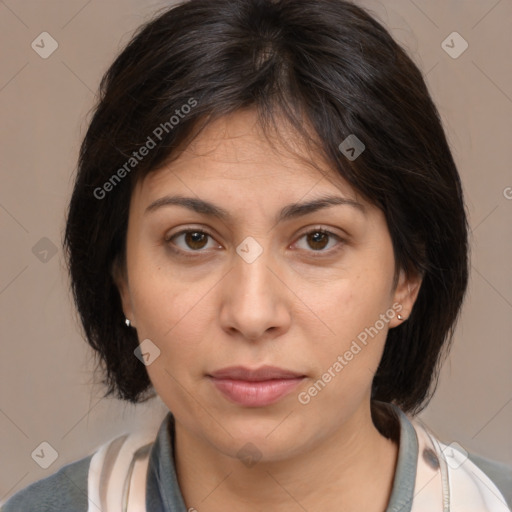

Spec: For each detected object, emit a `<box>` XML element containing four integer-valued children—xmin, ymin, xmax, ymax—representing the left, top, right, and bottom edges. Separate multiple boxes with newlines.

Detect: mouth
<box><xmin>206</xmin><ymin>365</ymin><xmax>306</xmax><ymax>407</ymax></box>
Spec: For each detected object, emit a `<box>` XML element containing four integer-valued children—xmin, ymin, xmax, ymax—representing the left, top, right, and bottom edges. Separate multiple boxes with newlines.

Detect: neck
<box><xmin>172</xmin><ymin>402</ymin><xmax>398</xmax><ymax>512</ymax></box>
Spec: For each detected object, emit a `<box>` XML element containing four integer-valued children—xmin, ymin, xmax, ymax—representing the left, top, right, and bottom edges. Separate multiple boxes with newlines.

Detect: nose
<box><xmin>219</xmin><ymin>246</ymin><xmax>292</xmax><ymax>342</ymax></box>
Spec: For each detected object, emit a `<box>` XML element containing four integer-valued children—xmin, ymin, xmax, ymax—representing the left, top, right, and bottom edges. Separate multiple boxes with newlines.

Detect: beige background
<box><xmin>1</xmin><ymin>0</ymin><xmax>511</xmax><ymax>503</ymax></box>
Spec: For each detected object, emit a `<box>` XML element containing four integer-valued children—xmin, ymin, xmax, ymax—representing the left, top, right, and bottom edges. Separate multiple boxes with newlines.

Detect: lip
<box><xmin>208</xmin><ymin>365</ymin><xmax>305</xmax><ymax>381</ymax></box>
<box><xmin>207</xmin><ymin>365</ymin><xmax>306</xmax><ymax>407</ymax></box>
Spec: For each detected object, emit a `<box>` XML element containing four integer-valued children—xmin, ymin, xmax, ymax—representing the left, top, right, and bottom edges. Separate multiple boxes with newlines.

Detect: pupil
<box><xmin>309</xmin><ymin>232</ymin><xmax>327</xmax><ymax>250</ymax></box>
<box><xmin>187</xmin><ymin>232</ymin><xmax>206</xmax><ymax>249</ymax></box>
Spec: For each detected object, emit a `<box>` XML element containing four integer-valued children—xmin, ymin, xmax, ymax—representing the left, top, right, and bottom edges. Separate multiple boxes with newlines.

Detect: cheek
<box><xmin>128</xmin><ymin>270</ymin><xmax>214</xmax><ymax>413</ymax></box>
<box><xmin>302</xmin><ymin>271</ymin><xmax>394</xmax><ymax>400</ymax></box>
<box><xmin>128</xmin><ymin>259</ymin><xmax>217</xmax><ymax>370</ymax></box>
<box><xmin>318</xmin><ymin>268</ymin><xmax>393</xmax><ymax>340</ymax></box>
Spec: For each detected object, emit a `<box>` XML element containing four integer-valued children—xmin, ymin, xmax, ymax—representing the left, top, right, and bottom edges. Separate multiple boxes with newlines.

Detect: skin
<box><xmin>115</xmin><ymin>108</ymin><xmax>421</xmax><ymax>512</ymax></box>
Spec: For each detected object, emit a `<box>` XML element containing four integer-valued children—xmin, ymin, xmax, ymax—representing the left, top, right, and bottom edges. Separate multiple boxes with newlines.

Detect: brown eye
<box><xmin>306</xmin><ymin>231</ymin><xmax>330</xmax><ymax>250</ymax></box>
<box><xmin>167</xmin><ymin>229</ymin><xmax>216</xmax><ymax>252</ymax></box>
<box><xmin>294</xmin><ymin>228</ymin><xmax>343</xmax><ymax>255</ymax></box>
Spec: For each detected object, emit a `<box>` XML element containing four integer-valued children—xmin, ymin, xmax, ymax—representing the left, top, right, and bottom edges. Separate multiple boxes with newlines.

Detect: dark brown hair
<box><xmin>64</xmin><ymin>0</ymin><xmax>469</xmax><ymax>415</ymax></box>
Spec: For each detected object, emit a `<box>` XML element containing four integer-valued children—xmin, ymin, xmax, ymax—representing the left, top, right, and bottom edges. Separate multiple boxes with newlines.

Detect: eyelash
<box><xmin>165</xmin><ymin>227</ymin><xmax>345</xmax><ymax>258</ymax></box>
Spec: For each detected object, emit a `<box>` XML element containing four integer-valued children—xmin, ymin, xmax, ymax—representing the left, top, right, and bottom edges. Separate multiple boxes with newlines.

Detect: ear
<box><xmin>388</xmin><ymin>268</ymin><xmax>422</xmax><ymax>328</ymax></box>
<box><xmin>111</xmin><ymin>256</ymin><xmax>136</xmax><ymax>328</ymax></box>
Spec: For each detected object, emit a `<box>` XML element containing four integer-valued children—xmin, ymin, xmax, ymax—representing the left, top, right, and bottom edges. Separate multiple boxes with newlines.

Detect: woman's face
<box><xmin>116</xmin><ymin>108</ymin><xmax>419</xmax><ymax>462</ymax></box>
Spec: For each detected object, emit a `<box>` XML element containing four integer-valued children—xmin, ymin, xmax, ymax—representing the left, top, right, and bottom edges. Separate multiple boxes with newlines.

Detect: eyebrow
<box><xmin>144</xmin><ymin>193</ymin><xmax>365</xmax><ymax>224</ymax></box>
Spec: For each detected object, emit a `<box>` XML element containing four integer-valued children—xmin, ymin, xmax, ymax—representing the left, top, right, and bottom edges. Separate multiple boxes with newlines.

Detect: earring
<box><xmin>397</xmin><ymin>314</ymin><xmax>404</xmax><ymax>321</ymax></box>
<box><xmin>125</xmin><ymin>318</ymin><xmax>131</xmax><ymax>327</ymax></box>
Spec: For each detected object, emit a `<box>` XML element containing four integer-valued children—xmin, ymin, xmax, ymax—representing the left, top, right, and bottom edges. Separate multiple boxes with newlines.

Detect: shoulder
<box><xmin>1</xmin><ymin>427</ymin><xmax>162</xmax><ymax>512</ymax></box>
<box><xmin>467</xmin><ymin>451</ymin><xmax>512</xmax><ymax>510</ymax></box>
<box><xmin>397</xmin><ymin>407</ymin><xmax>512</xmax><ymax>511</ymax></box>
<box><xmin>0</xmin><ymin>454</ymin><xmax>93</xmax><ymax>512</ymax></box>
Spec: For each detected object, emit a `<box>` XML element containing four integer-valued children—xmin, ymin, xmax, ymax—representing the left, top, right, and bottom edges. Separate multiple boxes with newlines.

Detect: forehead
<box><xmin>139</xmin><ymin>108</ymin><xmax>360</xmax><ymax>204</ymax></box>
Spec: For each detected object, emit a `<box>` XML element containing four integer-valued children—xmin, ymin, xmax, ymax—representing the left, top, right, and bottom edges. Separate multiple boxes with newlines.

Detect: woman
<box><xmin>2</xmin><ymin>0</ymin><xmax>510</xmax><ymax>510</ymax></box>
